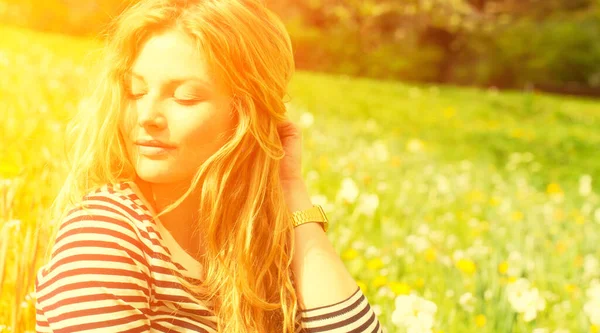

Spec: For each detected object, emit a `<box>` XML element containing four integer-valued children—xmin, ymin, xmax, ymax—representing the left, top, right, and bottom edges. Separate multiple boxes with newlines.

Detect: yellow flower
<box><xmin>456</xmin><ymin>258</ymin><xmax>476</xmax><ymax>275</ymax></box>
<box><xmin>565</xmin><ymin>283</ymin><xmax>577</xmax><ymax>294</ymax></box>
<box><xmin>342</xmin><ymin>248</ymin><xmax>359</xmax><ymax>260</ymax></box>
<box><xmin>424</xmin><ymin>247</ymin><xmax>437</xmax><ymax>263</ymax></box>
<box><xmin>367</xmin><ymin>257</ymin><xmax>384</xmax><ymax>271</ymax></box>
<box><xmin>556</xmin><ymin>240</ymin><xmax>568</xmax><ymax>254</ymax></box>
<box><xmin>389</xmin><ymin>281</ymin><xmax>411</xmax><ymax>295</ymax></box>
<box><xmin>415</xmin><ymin>277</ymin><xmax>425</xmax><ymax>288</ymax></box>
<box><xmin>443</xmin><ymin>106</ymin><xmax>456</xmax><ymax>118</ymax></box>
<box><xmin>498</xmin><ymin>261</ymin><xmax>508</xmax><ymax>275</ymax></box>
<box><xmin>475</xmin><ymin>314</ymin><xmax>486</xmax><ymax>327</ymax></box>
<box><xmin>510</xmin><ymin>211</ymin><xmax>524</xmax><ymax>222</ymax></box>
<box><xmin>357</xmin><ymin>281</ymin><xmax>367</xmax><ymax>293</ymax></box>
<box><xmin>591</xmin><ymin>324</ymin><xmax>599</xmax><ymax>333</ymax></box>
<box><xmin>362</xmin><ymin>174</ymin><xmax>372</xmax><ymax>185</ymax></box>
<box><xmin>547</xmin><ymin>182</ymin><xmax>563</xmax><ymax>195</ymax></box>
<box><xmin>372</xmin><ymin>275</ymin><xmax>387</xmax><ymax>289</ymax></box>
<box><xmin>510</xmin><ymin>128</ymin><xmax>525</xmax><ymax>138</ymax></box>
<box><xmin>467</xmin><ymin>190</ymin><xmax>484</xmax><ymax>204</ymax></box>
<box><xmin>489</xmin><ymin>196</ymin><xmax>501</xmax><ymax>207</ymax></box>
<box><xmin>575</xmin><ymin>255</ymin><xmax>584</xmax><ymax>267</ymax></box>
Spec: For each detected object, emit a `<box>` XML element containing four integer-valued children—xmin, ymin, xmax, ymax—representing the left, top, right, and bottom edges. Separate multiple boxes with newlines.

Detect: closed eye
<box><xmin>125</xmin><ymin>91</ymin><xmax>146</xmax><ymax>100</ymax></box>
<box><xmin>175</xmin><ymin>98</ymin><xmax>203</xmax><ymax>106</ymax></box>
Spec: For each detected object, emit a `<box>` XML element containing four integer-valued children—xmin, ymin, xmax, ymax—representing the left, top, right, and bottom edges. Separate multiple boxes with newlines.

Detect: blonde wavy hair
<box><xmin>44</xmin><ymin>0</ymin><xmax>301</xmax><ymax>331</ymax></box>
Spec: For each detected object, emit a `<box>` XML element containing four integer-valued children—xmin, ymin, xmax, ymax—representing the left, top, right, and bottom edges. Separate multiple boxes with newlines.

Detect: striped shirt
<box><xmin>35</xmin><ymin>181</ymin><xmax>384</xmax><ymax>332</ymax></box>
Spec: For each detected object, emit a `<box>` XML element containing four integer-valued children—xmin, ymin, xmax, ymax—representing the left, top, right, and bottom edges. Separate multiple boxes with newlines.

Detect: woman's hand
<box><xmin>277</xmin><ymin>118</ymin><xmax>304</xmax><ymax>185</ymax></box>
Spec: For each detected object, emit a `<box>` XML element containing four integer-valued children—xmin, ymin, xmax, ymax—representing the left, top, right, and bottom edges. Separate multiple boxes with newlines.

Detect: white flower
<box><xmin>580</xmin><ymin>174</ymin><xmax>593</xmax><ymax>197</ymax></box>
<box><xmin>356</xmin><ymin>193</ymin><xmax>380</xmax><ymax>217</ymax></box>
<box><xmin>583</xmin><ymin>298</ymin><xmax>600</xmax><ymax>325</ymax></box>
<box><xmin>452</xmin><ymin>250</ymin><xmax>465</xmax><ymax>262</ymax></box>
<box><xmin>406</xmin><ymin>235</ymin><xmax>430</xmax><ymax>253</ymax></box>
<box><xmin>376</xmin><ymin>181</ymin><xmax>389</xmax><ymax>192</ymax></box>
<box><xmin>595</xmin><ymin>207</ymin><xmax>600</xmax><ymax>224</ymax></box>
<box><xmin>507</xmin><ymin>251</ymin><xmax>525</xmax><ymax>277</ymax></box>
<box><xmin>584</xmin><ymin>255</ymin><xmax>600</xmax><ymax>280</ymax></box>
<box><xmin>299</xmin><ymin>111</ymin><xmax>314</xmax><ymax>128</ymax></box>
<box><xmin>372</xmin><ymin>304</ymin><xmax>383</xmax><ymax>317</ymax></box>
<box><xmin>337</xmin><ymin>177</ymin><xmax>359</xmax><ymax>204</ymax></box>
<box><xmin>459</xmin><ymin>292</ymin><xmax>475</xmax><ymax>313</ymax></box>
<box><xmin>352</xmin><ymin>240</ymin><xmax>366</xmax><ymax>250</ymax></box>
<box><xmin>587</xmin><ymin>280</ymin><xmax>600</xmax><ymax>299</ymax></box>
<box><xmin>484</xmin><ymin>289</ymin><xmax>493</xmax><ymax>300</ymax></box>
<box><xmin>466</xmin><ymin>238</ymin><xmax>490</xmax><ymax>259</ymax></box>
<box><xmin>395</xmin><ymin>247</ymin><xmax>406</xmax><ymax>257</ymax></box>
<box><xmin>310</xmin><ymin>194</ymin><xmax>328</xmax><ymax>208</ymax></box>
<box><xmin>506</xmin><ymin>278</ymin><xmax>546</xmax><ymax>322</ymax></box>
<box><xmin>365</xmin><ymin>245</ymin><xmax>380</xmax><ymax>257</ymax></box>
<box><xmin>584</xmin><ymin>280</ymin><xmax>600</xmax><ymax>325</ymax></box>
<box><xmin>406</xmin><ymin>138</ymin><xmax>425</xmax><ymax>153</ymax></box>
<box><xmin>392</xmin><ymin>294</ymin><xmax>437</xmax><ymax>333</ymax></box>
<box><xmin>417</xmin><ymin>224</ymin><xmax>430</xmax><ymax>236</ymax></box>
<box><xmin>365</xmin><ymin>118</ymin><xmax>378</xmax><ymax>133</ymax></box>
<box><xmin>372</xmin><ymin>140</ymin><xmax>390</xmax><ymax>162</ymax></box>
<box><xmin>435</xmin><ymin>175</ymin><xmax>450</xmax><ymax>194</ymax></box>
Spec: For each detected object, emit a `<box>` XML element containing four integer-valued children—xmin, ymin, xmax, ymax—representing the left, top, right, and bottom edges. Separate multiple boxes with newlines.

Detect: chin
<box><xmin>136</xmin><ymin>166</ymin><xmax>195</xmax><ymax>186</ymax></box>
<box><xmin>136</xmin><ymin>167</ymin><xmax>176</xmax><ymax>184</ymax></box>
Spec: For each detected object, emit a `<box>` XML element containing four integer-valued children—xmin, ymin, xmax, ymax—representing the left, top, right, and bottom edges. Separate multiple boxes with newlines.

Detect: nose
<box><xmin>137</xmin><ymin>96</ymin><xmax>167</xmax><ymax>129</ymax></box>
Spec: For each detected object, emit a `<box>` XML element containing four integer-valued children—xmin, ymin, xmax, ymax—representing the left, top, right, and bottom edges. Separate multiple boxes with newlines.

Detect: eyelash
<box><xmin>125</xmin><ymin>92</ymin><xmax>202</xmax><ymax>105</ymax></box>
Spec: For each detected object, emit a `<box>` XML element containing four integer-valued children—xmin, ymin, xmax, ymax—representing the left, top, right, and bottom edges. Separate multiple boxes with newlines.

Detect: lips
<box><xmin>134</xmin><ymin>139</ymin><xmax>176</xmax><ymax>149</ymax></box>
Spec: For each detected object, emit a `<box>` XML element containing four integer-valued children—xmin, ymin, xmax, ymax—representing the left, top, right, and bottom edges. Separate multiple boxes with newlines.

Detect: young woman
<box><xmin>34</xmin><ymin>0</ymin><xmax>383</xmax><ymax>332</ymax></box>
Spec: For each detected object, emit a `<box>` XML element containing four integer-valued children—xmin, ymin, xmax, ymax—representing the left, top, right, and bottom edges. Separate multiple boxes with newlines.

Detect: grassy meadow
<box><xmin>1</xmin><ymin>24</ymin><xmax>600</xmax><ymax>332</ymax></box>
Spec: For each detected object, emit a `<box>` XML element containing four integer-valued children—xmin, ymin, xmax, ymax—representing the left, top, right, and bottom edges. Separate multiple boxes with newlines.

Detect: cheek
<box><xmin>177</xmin><ymin>117</ymin><xmax>228</xmax><ymax>156</ymax></box>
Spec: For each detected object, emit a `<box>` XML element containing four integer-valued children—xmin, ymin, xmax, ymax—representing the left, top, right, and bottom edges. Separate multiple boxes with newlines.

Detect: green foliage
<box><xmin>1</xmin><ymin>0</ymin><xmax>599</xmax><ymax>91</ymax></box>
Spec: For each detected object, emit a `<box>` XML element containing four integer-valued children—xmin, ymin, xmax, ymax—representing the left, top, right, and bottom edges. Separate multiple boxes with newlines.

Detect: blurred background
<box><xmin>1</xmin><ymin>0</ymin><xmax>600</xmax><ymax>332</ymax></box>
<box><xmin>2</xmin><ymin>0</ymin><xmax>600</xmax><ymax>95</ymax></box>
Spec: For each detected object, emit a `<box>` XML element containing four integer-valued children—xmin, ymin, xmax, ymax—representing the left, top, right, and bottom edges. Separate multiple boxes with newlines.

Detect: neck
<box><xmin>134</xmin><ymin>176</ymin><xmax>206</xmax><ymax>259</ymax></box>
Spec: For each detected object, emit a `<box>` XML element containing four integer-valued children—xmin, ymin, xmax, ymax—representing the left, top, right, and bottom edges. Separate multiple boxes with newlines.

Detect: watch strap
<box><xmin>291</xmin><ymin>205</ymin><xmax>329</xmax><ymax>232</ymax></box>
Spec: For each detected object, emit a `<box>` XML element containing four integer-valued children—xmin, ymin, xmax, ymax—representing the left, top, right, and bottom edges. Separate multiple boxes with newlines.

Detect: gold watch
<box><xmin>291</xmin><ymin>205</ymin><xmax>329</xmax><ymax>232</ymax></box>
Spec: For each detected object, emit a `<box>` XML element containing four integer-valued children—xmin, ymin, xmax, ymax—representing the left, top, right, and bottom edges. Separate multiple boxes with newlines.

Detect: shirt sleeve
<box><xmin>35</xmin><ymin>194</ymin><xmax>151</xmax><ymax>333</ymax></box>
<box><xmin>298</xmin><ymin>286</ymin><xmax>384</xmax><ymax>333</ymax></box>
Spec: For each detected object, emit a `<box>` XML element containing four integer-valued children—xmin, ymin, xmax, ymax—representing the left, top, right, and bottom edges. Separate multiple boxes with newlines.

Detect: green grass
<box><xmin>1</xmin><ymin>23</ymin><xmax>600</xmax><ymax>333</ymax></box>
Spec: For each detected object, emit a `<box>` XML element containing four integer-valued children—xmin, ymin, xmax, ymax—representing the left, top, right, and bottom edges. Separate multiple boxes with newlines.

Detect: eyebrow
<box><xmin>128</xmin><ymin>71</ymin><xmax>212</xmax><ymax>88</ymax></box>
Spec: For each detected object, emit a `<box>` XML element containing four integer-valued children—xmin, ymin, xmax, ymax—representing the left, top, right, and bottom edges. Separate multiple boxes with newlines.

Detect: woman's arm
<box><xmin>284</xmin><ymin>179</ymin><xmax>384</xmax><ymax>332</ymax></box>
<box><xmin>284</xmin><ymin>179</ymin><xmax>358</xmax><ymax>308</ymax></box>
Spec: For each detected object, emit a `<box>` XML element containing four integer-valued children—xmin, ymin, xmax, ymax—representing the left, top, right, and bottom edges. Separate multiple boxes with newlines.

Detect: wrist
<box><xmin>282</xmin><ymin>179</ymin><xmax>313</xmax><ymax>213</ymax></box>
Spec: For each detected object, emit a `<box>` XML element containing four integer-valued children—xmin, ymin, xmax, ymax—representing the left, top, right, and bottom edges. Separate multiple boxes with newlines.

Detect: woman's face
<box><xmin>119</xmin><ymin>28</ymin><xmax>236</xmax><ymax>185</ymax></box>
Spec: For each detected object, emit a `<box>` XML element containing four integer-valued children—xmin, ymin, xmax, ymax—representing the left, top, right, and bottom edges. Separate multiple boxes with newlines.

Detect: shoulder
<box><xmin>41</xmin><ymin>182</ymin><xmax>151</xmax><ymax>275</ymax></box>
<box><xmin>76</xmin><ymin>182</ymin><xmax>149</xmax><ymax>223</ymax></box>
